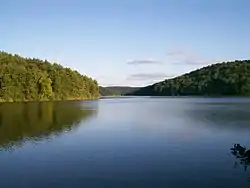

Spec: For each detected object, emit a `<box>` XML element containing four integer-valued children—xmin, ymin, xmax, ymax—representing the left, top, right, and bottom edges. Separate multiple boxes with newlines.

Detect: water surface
<box><xmin>1</xmin><ymin>98</ymin><xmax>250</xmax><ymax>188</ymax></box>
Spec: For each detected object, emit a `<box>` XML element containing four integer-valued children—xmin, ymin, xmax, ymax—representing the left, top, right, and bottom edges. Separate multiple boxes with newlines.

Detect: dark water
<box><xmin>1</xmin><ymin>98</ymin><xmax>250</xmax><ymax>188</ymax></box>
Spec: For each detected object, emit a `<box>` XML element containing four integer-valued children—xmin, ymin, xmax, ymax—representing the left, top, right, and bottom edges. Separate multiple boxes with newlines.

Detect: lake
<box><xmin>1</xmin><ymin>97</ymin><xmax>250</xmax><ymax>188</ymax></box>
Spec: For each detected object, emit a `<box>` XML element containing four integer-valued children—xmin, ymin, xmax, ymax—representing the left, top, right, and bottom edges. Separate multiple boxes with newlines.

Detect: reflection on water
<box><xmin>0</xmin><ymin>101</ymin><xmax>95</xmax><ymax>151</ymax></box>
<box><xmin>1</xmin><ymin>98</ymin><xmax>250</xmax><ymax>188</ymax></box>
<box><xmin>184</xmin><ymin>102</ymin><xmax>250</xmax><ymax>130</ymax></box>
<box><xmin>231</xmin><ymin>144</ymin><xmax>250</xmax><ymax>181</ymax></box>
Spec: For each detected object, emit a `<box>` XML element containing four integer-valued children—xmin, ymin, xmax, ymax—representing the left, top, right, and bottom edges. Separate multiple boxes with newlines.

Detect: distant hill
<box><xmin>99</xmin><ymin>86</ymin><xmax>140</xmax><ymax>96</ymax></box>
<box><xmin>127</xmin><ymin>60</ymin><xmax>250</xmax><ymax>96</ymax></box>
<box><xmin>99</xmin><ymin>87</ymin><xmax>115</xmax><ymax>96</ymax></box>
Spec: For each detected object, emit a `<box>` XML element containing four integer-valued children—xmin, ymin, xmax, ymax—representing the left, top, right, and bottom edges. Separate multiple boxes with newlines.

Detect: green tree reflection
<box><xmin>0</xmin><ymin>102</ymin><xmax>95</xmax><ymax>150</ymax></box>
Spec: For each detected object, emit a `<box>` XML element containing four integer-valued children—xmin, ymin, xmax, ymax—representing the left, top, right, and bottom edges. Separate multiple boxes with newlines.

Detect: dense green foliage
<box><xmin>128</xmin><ymin>60</ymin><xmax>250</xmax><ymax>96</ymax></box>
<box><xmin>0</xmin><ymin>102</ymin><xmax>95</xmax><ymax>150</ymax></box>
<box><xmin>100</xmin><ymin>86</ymin><xmax>140</xmax><ymax>96</ymax></box>
<box><xmin>0</xmin><ymin>51</ymin><xmax>99</xmax><ymax>102</ymax></box>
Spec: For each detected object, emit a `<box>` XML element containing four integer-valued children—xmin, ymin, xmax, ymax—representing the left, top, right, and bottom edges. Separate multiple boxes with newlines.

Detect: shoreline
<box><xmin>0</xmin><ymin>97</ymin><xmax>100</xmax><ymax>104</ymax></box>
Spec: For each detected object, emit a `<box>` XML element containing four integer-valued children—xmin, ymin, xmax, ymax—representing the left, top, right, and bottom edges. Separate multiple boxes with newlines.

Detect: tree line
<box><xmin>99</xmin><ymin>86</ymin><xmax>140</xmax><ymax>96</ymax></box>
<box><xmin>127</xmin><ymin>60</ymin><xmax>250</xmax><ymax>96</ymax></box>
<box><xmin>0</xmin><ymin>51</ymin><xmax>99</xmax><ymax>102</ymax></box>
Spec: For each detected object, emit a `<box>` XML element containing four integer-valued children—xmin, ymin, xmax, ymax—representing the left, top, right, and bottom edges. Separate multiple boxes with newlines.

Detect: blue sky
<box><xmin>1</xmin><ymin>0</ymin><xmax>250</xmax><ymax>86</ymax></box>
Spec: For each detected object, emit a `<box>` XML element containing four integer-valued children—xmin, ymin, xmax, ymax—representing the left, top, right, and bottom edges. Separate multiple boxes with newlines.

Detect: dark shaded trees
<box><xmin>99</xmin><ymin>86</ymin><xmax>115</xmax><ymax>96</ymax></box>
<box><xmin>99</xmin><ymin>86</ymin><xmax>140</xmax><ymax>96</ymax></box>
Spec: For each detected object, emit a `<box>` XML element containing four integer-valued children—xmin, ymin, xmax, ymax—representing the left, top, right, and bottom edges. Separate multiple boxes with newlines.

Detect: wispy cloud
<box><xmin>182</xmin><ymin>59</ymin><xmax>209</xmax><ymax>65</ymax></box>
<box><xmin>127</xmin><ymin>49</ymin><xmax>211</xmax><ymax>66</ymax></box>
<box><xmin>127</xmin><ymin>60</ymin><xmax>162</xmax><ymax>65</ymax></box>
<box><xmin>127</xmin><ymin>73</ymin><xmax>174</xmax><ymax>81</ymax></box>
<box><xmin>166</xmin><ymin>50</ymin><xmax>185</xmax><ymax>56</ymax></box>
<box><xmin>167</xmin><ymin>49</ymin><xmax>211</xmax><ymax>65</ymax></box>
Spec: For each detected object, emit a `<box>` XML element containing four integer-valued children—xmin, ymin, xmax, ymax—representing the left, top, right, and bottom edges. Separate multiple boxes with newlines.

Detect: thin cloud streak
<box><xmin>167</xmin><ymin>49</ymin><xmax>212</xmax><ymax>65</ymax></box>
<box><xmin>166</xmin><ymin>50</ymin><xmax>185</xmax><ymax>56</ymax></box>
<box><xmin>173</xmin><ymin>59</ymin><xmax>210</xmax><ymax>65</ymax></box>
<box><xmin>183</xmin><ymin>60</ymin><xmax>209</xmax><ymax>65</ymax></box>
<box><xmin>127</xmin><ymin>60</ymin><xmax>162</xmax><ymax>65</ymax></box>
<box><xmin>127</xmin><ymin>73</ymin><xmax>174</xmax><ymax>81</ymax></box>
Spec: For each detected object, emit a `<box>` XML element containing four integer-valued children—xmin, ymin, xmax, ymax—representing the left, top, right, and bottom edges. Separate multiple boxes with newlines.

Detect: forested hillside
<box><xmin>99</xmin><ymin>86</ymin><xmax>140</xmax><ymax>96</ymax></box>
<box><xmin>99</xmin><ymin>86</ymin><xmax>115</xmax><ymax>96</ymax></box>
<box><xmin>0</xmin><ymin>51</ymin><xmax>99</xmax><ymax>102</ymax></box>
<box><xmin>127</xmin><ymin>60</ymin><xmax>250</xmax><ymax>96</ymax></box>
<box><xmin>103</xmin><ymin>86</ymin><xmax>140</xmax><ymax>96</ymax></box>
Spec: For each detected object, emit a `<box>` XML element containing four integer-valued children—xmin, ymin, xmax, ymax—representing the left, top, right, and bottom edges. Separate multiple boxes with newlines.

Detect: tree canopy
<box><xmin>0</xmin><ymin>51</ymin><xmax>99</xmax><ymax>102</ymax></box>
<box><xmin>127</xmin><ymin>60</ymin><xmax>250</xmax><ymax>96</ymax></box>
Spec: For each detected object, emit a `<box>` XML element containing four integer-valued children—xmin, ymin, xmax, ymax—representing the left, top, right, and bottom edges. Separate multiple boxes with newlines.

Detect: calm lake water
<box><xmin>1</xmin><ymin>97</ymin><xmax>250</xmax><ymax>188</ymax></box>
